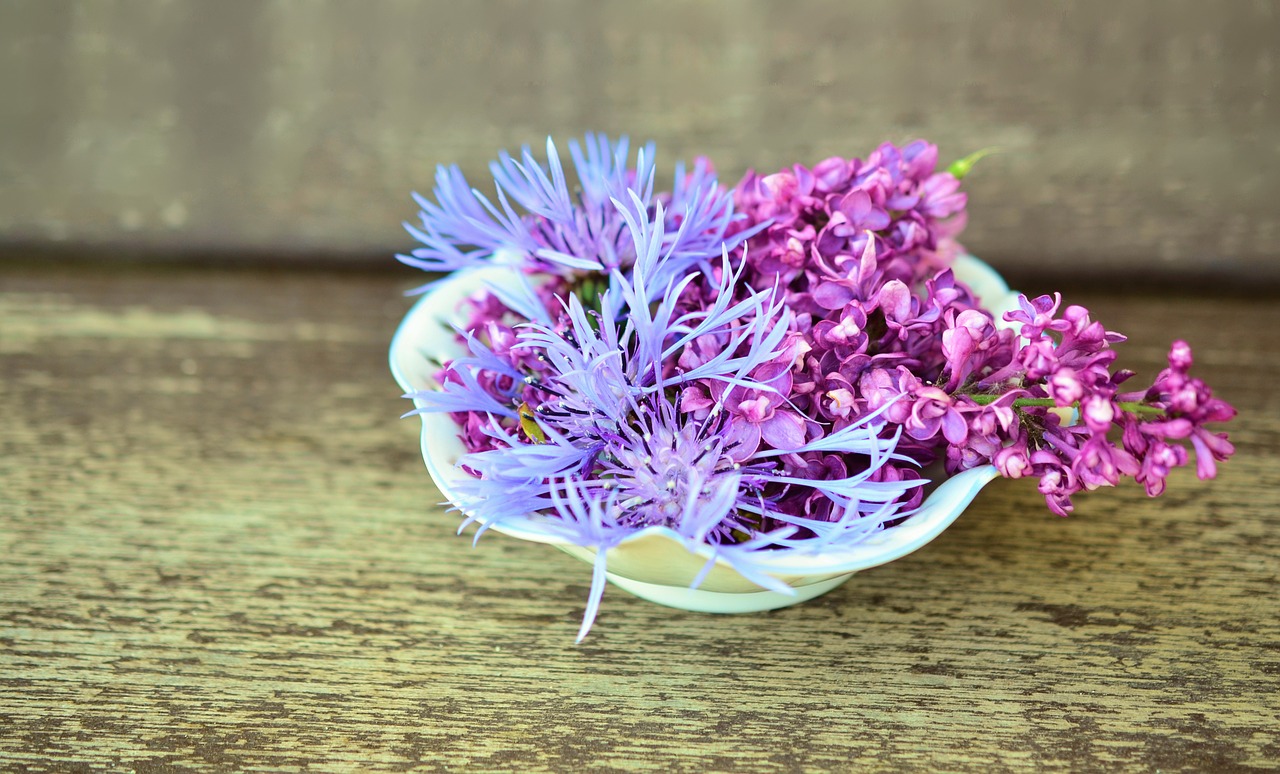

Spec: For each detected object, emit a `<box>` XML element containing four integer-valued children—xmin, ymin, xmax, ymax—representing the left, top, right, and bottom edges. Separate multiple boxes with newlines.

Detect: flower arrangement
<box><xmin>394</xmin><ymin>135</ymin><xmax>1236</xmax><ymax>640</ymax></box>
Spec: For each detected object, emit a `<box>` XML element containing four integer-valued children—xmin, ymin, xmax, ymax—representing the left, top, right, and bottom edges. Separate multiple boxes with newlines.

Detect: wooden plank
<box><xmin>0</xmin><ymin>263</ymin><xmax>1277</xmax><ymax>770</ymax></box>
<box><xmin>2</xmin><ymin>0</ymin><xmax>1279</xmax><ymax>281</ymax></box>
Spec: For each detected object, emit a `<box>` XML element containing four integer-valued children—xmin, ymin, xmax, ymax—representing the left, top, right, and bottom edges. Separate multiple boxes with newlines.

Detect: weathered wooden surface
<box><xmin>3</xmin><ymin>0</ymin><xmax>1279</xmax><ymax>282</ymax></box>
<box><xmin>1</xmin><ymin>263</ymin><xmax>1277</xmax><ymax>771</ymax></box>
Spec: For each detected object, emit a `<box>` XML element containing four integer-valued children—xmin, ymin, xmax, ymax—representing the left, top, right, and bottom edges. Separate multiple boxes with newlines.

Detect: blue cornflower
<box><xmin>406</xmin><ymin>199</ymin><xmax>921</xmax><ymax>638</ymax></box>
<box><xmin>397</xmin><ymin>134</ymin><xmax>759</xmax><ymax>285</ymax></box>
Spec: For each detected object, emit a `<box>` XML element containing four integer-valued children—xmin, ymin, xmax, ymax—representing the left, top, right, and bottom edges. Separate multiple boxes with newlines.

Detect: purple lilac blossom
<box><xmin>718</xmin><ymin>142</ymin><xmax>1235</xmax><ymax>517</ymax></box>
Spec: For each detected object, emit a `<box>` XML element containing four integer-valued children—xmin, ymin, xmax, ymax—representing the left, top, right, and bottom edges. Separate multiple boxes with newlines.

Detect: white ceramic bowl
<box><xmin>390</xmin><ymin>255</ymin><xmax>1021</xmax><ymax>613</ymax></box>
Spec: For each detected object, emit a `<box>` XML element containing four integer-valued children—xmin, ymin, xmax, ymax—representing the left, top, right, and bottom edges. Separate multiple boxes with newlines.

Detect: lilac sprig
<box><xmin>821</xmin><ymin>292</ymin><xmax>1237</xmax><ymax>516</ymax></box>
<box><xmin>964</xmin><ymin>296</ymin><xmax>1236</xmax><ymax>514</ymax></box>
<box><xmin>719</xmin><ymin>142</ymin><xmax>1236</xmax><ymax>517</ymax></box>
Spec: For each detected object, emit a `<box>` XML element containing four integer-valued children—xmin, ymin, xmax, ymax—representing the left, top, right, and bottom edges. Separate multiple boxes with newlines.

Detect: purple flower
<box><xmin>1033</xmin><ymin>451</ymin><xmax>1078</xmax><ymax>517</ymax></box>
<box><xmin>994</xmin><ymin>445</ymin><xmax>1032</xmax><ymax>479</ymax></box>
<box><xmin>830</xmin><ymin>190</ymin><xmax>891</xmax><ymax>235</ymax></box>
<box><xmin>1133</xmin><ymin>438</ymin><xmax>1188</xmax><ymax>497</ymax></box>
<box><xmin>858</xmin><ymin>367</ymin><xmax>920</xmax><ymax>426</ymax></box>
<box><xmin>398</xmin><ymin>134</ymin><xmax>757</xmax><ymax>287</ymax></box>
<box><xmin>1047</xmin><ymin>367</ymin><xmax>1085</xmax><ymax>406</ymax></box>
<box><xmin>905</xmin><ymin>386</ymin><xmax>968</xmax><ymax>445</ymax></box>
<box><xmin>812</xmin><ymin>304</ymin><xmax>869</xmax><ymax>349</ymax></box>
<box><xmin>1003</xmin><ymin>293</ymin><xmax>1066</xmax><ymax>338</ymax></box>
<box><xmin>1072</xmin><ymin>436</ymin><xmax>1140</xmax><ymax>491</ymax></box>
<box><xmin>919</xmin><ymin>173</ymin><xmax>967</xmax><ymax>221</ymax></box>
<box><xmin>733</xmin><ymin>140</ymin><xmax>972</xmax><ymax>297</ymax></box>
<box><xmin>1080</xmin><ymin>393</ymin><xmax>1116</xmax><ymax>433</ymax></box>
<box><xmin>941</xmin><ymin>308</ymin><xmax>1004</xmax><ymax>390</ymax></box>
<box><xmin>713</xmin><ymin>362</ymin><xmax>810</xmax><ymax>459</ymax></box>
<box><xmin>1145</xmin><ymin>340</ymin><xmax>1237</xmax><ymax>480</ymax></box>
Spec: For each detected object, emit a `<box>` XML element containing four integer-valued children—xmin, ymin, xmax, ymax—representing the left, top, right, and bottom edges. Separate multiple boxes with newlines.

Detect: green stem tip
<box><xmin>946</xmin><ymin>147</ymin><xmax>1001</xmax><ymax>180</ymax></box>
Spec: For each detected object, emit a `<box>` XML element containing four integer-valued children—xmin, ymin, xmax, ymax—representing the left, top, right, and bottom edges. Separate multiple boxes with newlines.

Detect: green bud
<box><xmin>946</xmin><ymin>147</ymin><xmax>1000</xmax><ymax>180</ymax></box>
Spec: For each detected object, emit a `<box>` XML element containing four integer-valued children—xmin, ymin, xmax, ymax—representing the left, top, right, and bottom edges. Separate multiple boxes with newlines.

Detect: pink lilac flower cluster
<box><xmin>663</xmin><ymin>141</ymin><xmax>1238</xmax><ymax>519</ymax></box>
<box><xmin>401</xmin><ymin>134</ymin><xmax>1236</xmax><ymax>560</ymax></box>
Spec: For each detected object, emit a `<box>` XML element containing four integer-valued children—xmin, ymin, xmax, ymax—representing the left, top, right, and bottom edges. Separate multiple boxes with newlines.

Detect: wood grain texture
<box><xmin>2</xmin><ymin>0</ymin><xmax>1279</xmax><ymax>281</ymax></box>
<box><xmin>0</xmin><ymin>264</ymin><xmax>1277</xmax><ymax>771</ymax></box>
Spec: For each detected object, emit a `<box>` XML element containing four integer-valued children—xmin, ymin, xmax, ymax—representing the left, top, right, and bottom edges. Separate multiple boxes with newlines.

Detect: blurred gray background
<box><xmin>2</xmin><ymin>0</ymin><xmax>1276</xmax><ymax>283</ymax></box>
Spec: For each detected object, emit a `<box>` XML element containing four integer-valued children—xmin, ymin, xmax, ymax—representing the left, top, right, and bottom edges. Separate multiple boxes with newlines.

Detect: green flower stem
<box><xmin>573</xmin><ymin>275</ymin><xmax>605</xmax><ymax>330</ymax></box>
<box><xmin>966</xmin><ymin>393</ymin><xmax>1164</xmax><ymax>416</ymax></box>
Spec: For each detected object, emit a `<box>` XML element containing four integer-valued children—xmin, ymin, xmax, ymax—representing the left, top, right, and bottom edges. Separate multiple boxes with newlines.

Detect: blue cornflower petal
<box><xmin>403</xmin><ymin>134</ymin><xmax>746</xmax><ymax>282</ymax></box>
